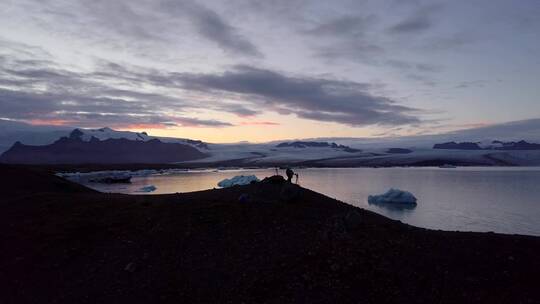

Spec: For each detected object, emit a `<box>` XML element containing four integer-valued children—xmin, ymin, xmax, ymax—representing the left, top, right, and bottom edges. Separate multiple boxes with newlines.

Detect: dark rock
<box><xmin>434</xmin><ymin>140</ymin><xmax>540</xmax><ymax>151</ymax></box>
<box><xmin>238</xmin><ymin>193</ymin><xmax>250</xmax><ymax>203</ymax></box>
<box><xmin>280</xmin><ymin>184</ymin><xmax>300</xmax><ymax>202</ymax></box>
<box><xmin>344</xmin><ymin>210</ymin><xmax>363</xmax><ymax>231</ymax></box>
<box><xmin>494</xmin><ymin>140</ymin><xmax>540</xmax><ymax>150</ymax></box>
<box><xmin>433</xmin><ymin>142</ymin><xmax>482</xmax><ymax>150</ymax></box>
<box><xmin>275</xmin><ymin>141</ymin><xmax>361</xmax><ymax>152</ymax></box>
<box><xmin>262</xmin><ymin>175</ymin><xmax>285</xmax><ymax>184</ymax></box>
<box><xmin>124</xmin><ymin>262</ymin><xmax>137</xmax><ymax>273</ymax></box>
<box><xmin>69</xmin><ymin>128</ymin><xmax>84</xmax><ymax>139</ymax></box>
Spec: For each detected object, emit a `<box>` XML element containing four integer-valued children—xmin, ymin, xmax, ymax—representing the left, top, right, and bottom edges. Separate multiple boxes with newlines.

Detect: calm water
<box><xmin>82</xmin><ymin>167</ymin><xmax>540</xmax><ymax>236</ymax></box>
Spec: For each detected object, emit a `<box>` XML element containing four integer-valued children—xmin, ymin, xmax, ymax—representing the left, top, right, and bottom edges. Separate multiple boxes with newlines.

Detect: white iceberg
<box><xmin>137</xmin><ymin>185</ymin><xmax>157</xmax><ymax>193</ymax></box>
<box><xmin>368</xmin><ymin>188</ymin><xmax>417</xmax><ymax>205</ymax></box>
<box><xmin>217</xmin><ymin>175</ymin><xmax>259</xmax><ymax>188</ymax></box>
<box><xmin>56</xmin><ymin>169</ymin><xmax>159</xmax><ymax>181</ymax></box>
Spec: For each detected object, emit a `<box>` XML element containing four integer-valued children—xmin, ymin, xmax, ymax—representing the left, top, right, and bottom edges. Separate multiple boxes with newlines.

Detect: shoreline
<box><xmin>2</xmin><ymin>161</ymin><xmax>523</xmax><ymax>174</ymax></box>
<box><xmin>54</xmin><ymin>165</ymin><xmax>540</xmax><ymax>237</ymax></box>
<box><xmin>1</xmin><ymin>165</ymin><xmax>539</xmax><ymax>303</ymax></box>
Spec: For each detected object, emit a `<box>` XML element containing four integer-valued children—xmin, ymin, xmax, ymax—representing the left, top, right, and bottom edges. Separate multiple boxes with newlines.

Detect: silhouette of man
<box><xmin>286</xmin><ymin>168</ymin><xmax>294</xmax><ymax>183</ymax></box>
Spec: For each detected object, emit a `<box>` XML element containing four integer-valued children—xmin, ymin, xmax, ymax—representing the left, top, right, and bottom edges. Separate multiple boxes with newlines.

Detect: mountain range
<box><xmin>0</xmin><ymin>129</ymin><xmax>207</xmax><ymax>164</ymax></box>
<box><xmin>2</xmin><ymin>118</ymin><xmax>540</xmax><ymax>166</ymax></box>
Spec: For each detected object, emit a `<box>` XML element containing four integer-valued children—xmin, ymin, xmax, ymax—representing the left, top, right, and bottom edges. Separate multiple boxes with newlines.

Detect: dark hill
<box><xmin>492</xmin><ymin>140</ymin><xmax>540</xmax><ymax>150</ymax></box>
<box><xmin>0</xmin><ymin>136</ymin><xmax>207</xmax><ymax>164</ymax></box>
<box><xmin>0</xmin><ymin>165</ymin><xmax>96</xmax><ymax>197</ymax></box>
<box><xmin>433</xmin><ymin>141</ymin><xmax>483</xmax><ymax>150</ymax></box>
<box><xmin>434</xmin><ymin>140</ymin><xmax>540</xmax><ymax>151</ymax></box>
<box><xmin>276</xmin><ymin>141</ymin><xmax>361</xmax><ymax>153</ymax></box>
<box><xmin>1</xmin><ymin>166</ymin><xmax>539</xmax><ymax>303</ymax></box>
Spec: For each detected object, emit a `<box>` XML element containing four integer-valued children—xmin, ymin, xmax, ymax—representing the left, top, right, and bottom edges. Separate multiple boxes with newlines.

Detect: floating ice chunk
<box><xmin>217</xmin><ymin>175</ymin><xmax>259</xmax><ymax>188</ymax></box>
<box><xmin>137</xmin><ymin>185</ymin><xmax>157</xmax><ymax>193</ymax></box>
<box><xmin>368</xmin><ymin>188</ymin><xmax>417</xmax><ymax>205</ymax></box>
<box><xmin>130</xmin><ymin>169</ymin><xmax>159</xmax><ymax>177</ymax></box>
<box><xmin>56</xmin><ymin>169</ymin><xmax>161</xmax><ymax>182</ymax></box>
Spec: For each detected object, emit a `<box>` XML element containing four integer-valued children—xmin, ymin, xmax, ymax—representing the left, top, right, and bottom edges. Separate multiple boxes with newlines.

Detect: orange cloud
<box><xmin>27</xmin><ymin>119</ymin><xmax>73</xmax><ymax>126</ymax></box>
<box><xmin>120</xmin><ymin>123</ymin><xmax>172</xmax><ymax>130</ymax></box>
<box><xmin>239</xmin><ymin>121</ymin><xmax>280</xmax><ymax>126</ymax></box>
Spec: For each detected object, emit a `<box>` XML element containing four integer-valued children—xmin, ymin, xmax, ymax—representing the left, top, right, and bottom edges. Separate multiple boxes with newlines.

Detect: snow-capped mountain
<box><xmin>0</xmin><ymin>120</ymin><xmax>208</xmax><ymax>152</ymax></box>
<box><xmin>0</xmin><ymin>129</ymin><xmax>208</xmax><ymax>164</ymax></box>
<box><xmin>72</xmin><ymin>127</ymin><xmax>209</xmax><ymax>149</ymax></box>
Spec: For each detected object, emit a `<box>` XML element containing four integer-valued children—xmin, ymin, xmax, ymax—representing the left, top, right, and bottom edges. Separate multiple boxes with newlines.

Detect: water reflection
<box><xmin>81</xmin><ymin>167</ymin><xmax>540</xmax><ymax>236</ymax></box>
<box><xmin>367</xmin><ymin>201</ymin><xmax>417</xmax><ymax>211</ymax></box>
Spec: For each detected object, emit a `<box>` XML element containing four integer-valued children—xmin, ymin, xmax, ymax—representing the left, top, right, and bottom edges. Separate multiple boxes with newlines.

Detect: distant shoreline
<box><xmin>4</xmin><ymin>159</ymin><xmax>523</xmax><ymax>174</ymax></box>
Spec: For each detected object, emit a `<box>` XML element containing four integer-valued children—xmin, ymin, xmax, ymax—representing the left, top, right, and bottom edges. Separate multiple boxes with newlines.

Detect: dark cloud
<box><xmin>0</xmin><ymin>88</ymin><xmax>232</xmax><ymax>128</ymax></box>
<box><xmin>387</xmin><ymin>3</ymin><xmax>442</xmax><ymax>34</ymax></box>
<box><xmin>174</xmin><ymin>65</ymin><xmax>421</xmax><ymax>126</ymax></box>
<box><xmin>386</xmin><ymin>59</ymin><xmax>443</xmax><ymax>73</ymax></box>
<box><xmin>388</xmin><ymin>15</ymin><xmax>431</xmax><ymax>34</ymax></box>
<box><xmin>213</xmin><ymin>104</ymin><xmax>260</xmax><ymax>117</ymax></box>
<box><xmin>4</xmin><ymin>1</ymin><xmax>260</xmax><ymax>60</ymax></box>
<box><xmin>0</xmin><ymin>39</ymin><xmax>53</xmax><ymax>59</ymax></box>
<box><xmin>415</xmin><ymin>62</ymin><xmax>443</xmax><ymax>72</ymax></box>
<box><xmin>79</xmin><ymin>1</ymin><xmax>164</xmax><ymax>42</ymax></box>
<box><xmin>170</xmin><ymin>117</ymin><xmax>233</xmax><ymax>127</ymax></box>
<box><xmin>0</xmin><ymin>44</ymin><xmax>422</xmax><ymax>129</ymax></box>
<box><xmin>305</xmin><ymin>15</ymin><xmax>377</xmax><ymax>38</ymax></box>
<box><xmin>0</xmin><ymin>55</ymin><xmax>233</xmax><ymax>128</ymax></box>
<box><xmin>160</xmin><ymin>0</ymin><xmax>262</xmax><ymax>57</ymax></box>
<box><xmin>454</xmin><ymin>80</ymin><xmax>487</xmax><ymax>89</ymax></box>
<box><xmin>424</xmin><ymin>32</ymin><xmax>476</xmax><ymax>50</ymax></box>
<box><xmin>313</xmin><ymin>41</ymin><xmax>385</xmax><ymax>63</ymax></box>
<box><xmin>300</xmin><ymin>13</ymin><xmax>385</xmax><ymax>64</ymax></box>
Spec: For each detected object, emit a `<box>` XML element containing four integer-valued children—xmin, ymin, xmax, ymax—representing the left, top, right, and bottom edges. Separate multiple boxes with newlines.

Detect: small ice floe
<box><xmin>137</xmin><ymin>185</ymin><xmax>157</xmax><ymax>193</ymax></box>
<box><xmin>91</xmin><ymin>174</ymin><xmax>132</xmax><ymax>184</ymax></box>
<box><xmin>368</xmin><ymin>188</ymin><xmax>417</xmax><ymax>205</ymax></box>
<box><xmin>217</xmin><ymin>175</ymin><xmax>259</xmax><ymax>188</ymax></box>
<box><xmin>56</xmin><ymin>169</ymin><xmax>160</xmax><ymax>183</ymax></box>
<box><xmin>130</xmin><ymin>169</ymin><xmax>159</xmax><ymax>177</ymax></box>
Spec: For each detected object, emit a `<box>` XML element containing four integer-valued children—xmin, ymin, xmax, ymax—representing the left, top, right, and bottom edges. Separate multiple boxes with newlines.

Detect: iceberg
<box><xmin>368</xmin><ymin>188</ymin><xmax>417</xmax><ymax>205</ymax></box>
<box><xmin>56</xmin><ymin>169</ymin><xmax>157</xmax><ymax>179</ymax></box>
<box><xmin>137</xmin><ymin>185</ymin><xmax>157</xmax><ymax>193</ymax></box>
<box><xmin>217</xmin><ymin>175</ymin><xmax>259</xmax><ymax>188</ymax></box>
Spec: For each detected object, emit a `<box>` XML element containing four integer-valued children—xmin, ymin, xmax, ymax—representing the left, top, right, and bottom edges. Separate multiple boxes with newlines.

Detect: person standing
<box><xmin>286</xmin><ymin>168</ymin><xmax>294</xmax><ymax>183</ymax></box>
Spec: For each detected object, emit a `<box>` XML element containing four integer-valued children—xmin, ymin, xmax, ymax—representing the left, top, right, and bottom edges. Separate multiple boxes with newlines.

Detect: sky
<box><xmin>0</xmin><ymin>0</ymin><xmax>539</xmax><ymax>143</ymax></box>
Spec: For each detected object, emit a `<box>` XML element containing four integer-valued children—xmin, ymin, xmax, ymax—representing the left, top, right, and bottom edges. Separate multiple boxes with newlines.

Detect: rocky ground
<box><xmin>1</xmin><ymin>165</ymin><xmax>539</xmax><ymax>303</ymax></box>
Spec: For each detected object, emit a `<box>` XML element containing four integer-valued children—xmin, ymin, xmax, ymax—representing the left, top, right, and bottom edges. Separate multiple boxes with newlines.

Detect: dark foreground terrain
<box><xmin>1</xmin><ymin>165</ymin><xmax>539</xmax><ymax>304</ymax></box>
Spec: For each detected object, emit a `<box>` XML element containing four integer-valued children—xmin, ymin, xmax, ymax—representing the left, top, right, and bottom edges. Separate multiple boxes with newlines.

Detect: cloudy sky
<box><xmin>0</xmin><ymin>0</ymin><xmax>539</xmax><ymax>142</ymax></box>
